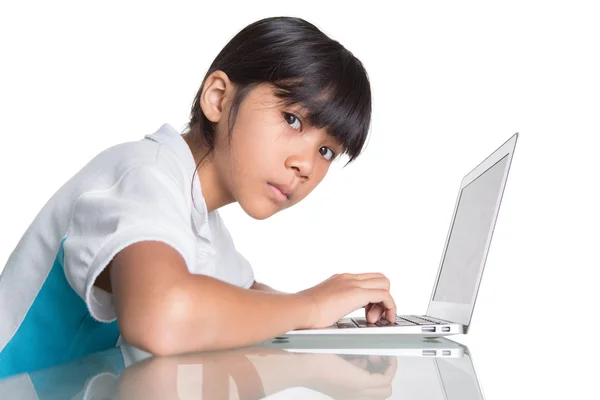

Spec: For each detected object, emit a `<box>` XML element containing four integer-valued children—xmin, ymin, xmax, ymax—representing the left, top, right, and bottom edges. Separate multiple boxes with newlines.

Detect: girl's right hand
<box><xmin>295</xmin><ymin>272</ymin><xmax>397</xmax><ymax>329</ymax></box>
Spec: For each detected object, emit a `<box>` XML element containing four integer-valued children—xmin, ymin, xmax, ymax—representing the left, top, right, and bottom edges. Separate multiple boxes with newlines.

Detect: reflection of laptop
<box><xmin>287</xmin><ymin>133</ymin><xmax>518</xmax><ymax>337</ymax></box>
<box><xmin>258</xmin><ymin>335</ymin><xmax>485</xmax><ymax>399</ymax></box>
<box><xmin>434</xmin><ymin>344</ymin><xmax>485</xmax><ymax>400</ymax></box>
<box><xmin>257</xmin><ymin>334</ymin><xmax>465</xmax><ymax>357</ymax></box>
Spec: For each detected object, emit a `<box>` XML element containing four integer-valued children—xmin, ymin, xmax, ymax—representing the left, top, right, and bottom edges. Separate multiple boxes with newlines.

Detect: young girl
<box><xmin>0</xmin><ymin>16</ymin><xmax>396</xmax><ymax>378</ymax></box>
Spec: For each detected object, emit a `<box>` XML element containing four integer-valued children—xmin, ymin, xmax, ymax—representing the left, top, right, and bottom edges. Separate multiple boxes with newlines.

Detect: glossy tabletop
<box><xmin>0</xmin><ymin>334</ymin><xmax>485</xmax><ymax>399</ymax></box>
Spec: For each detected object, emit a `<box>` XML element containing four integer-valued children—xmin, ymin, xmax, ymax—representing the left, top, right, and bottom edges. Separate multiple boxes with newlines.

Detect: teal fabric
<box><xmin>0</xmin><ymin>237</ymin><xmax>120</xmax><ymax>379</ymax></box>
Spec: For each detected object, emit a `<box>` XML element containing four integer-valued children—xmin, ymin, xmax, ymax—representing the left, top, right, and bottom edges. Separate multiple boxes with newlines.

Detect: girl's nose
<box><xmin>288</xmin><ymin>152</ymin><xmax>314</xmax><ymax>180</ymax></box>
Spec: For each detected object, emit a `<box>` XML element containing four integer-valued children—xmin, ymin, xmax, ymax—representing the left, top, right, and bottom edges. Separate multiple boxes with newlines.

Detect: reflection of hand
<box><xmin>116</xmin><ymin>344</ymin><xmax>397</xmax><ymax>400</ymax></box>
<box><xmin>116</xmin><ymin>346</ymin><xmax>300</xmax><ymax>399</ymax></box>
<box><xmin>302</xmin><ymin>353</ymin><xmax>397</xmax><ymax>399</ymax></box>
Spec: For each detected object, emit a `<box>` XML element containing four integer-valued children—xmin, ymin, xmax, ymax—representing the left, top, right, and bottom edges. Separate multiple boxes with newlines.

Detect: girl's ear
<box><xmin>201</xmin><ymin>70</ymin><xmax>234</xmax><ymax>123</ymax></box>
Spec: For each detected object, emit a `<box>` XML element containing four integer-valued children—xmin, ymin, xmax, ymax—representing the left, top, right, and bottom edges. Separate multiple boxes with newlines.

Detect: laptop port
<box><xmin>422</xmin><ymin>327</ymin><xmax>436</xmax><ymax>332</ymax></box>
<box><xmin>442</xmin><ymin>350</ymin><xmax>451</xmax><ymax>356</ymax></box>
<box><xmin>422</xmin><ymin>350</ymin><xmax>437</xmax><ymax>356</ymax></box>
<box><xmin>442</xmin><ymin>327</ymin><xmax>451</xmax><ymax>332</ymax></box>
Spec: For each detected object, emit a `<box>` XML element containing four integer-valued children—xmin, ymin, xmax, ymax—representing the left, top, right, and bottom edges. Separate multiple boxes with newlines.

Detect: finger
<box><xmin>383</xmin><ymin>356</ymin><xmax>398</xmax><ymax>380</ymax></box>
<box><xmin>366</xmin><ymin>355</ymin><xmax>387</xmax><ymax>374</ymax></box>
<box><xmin>366</xmin><ymin>303</ymin><xmax>382</xmax><ymax>318</ymax></box>
<box><xmin>354</xmin><ymin>277</ymin><xmax>391</xmax><ymax>290</ymax></box>
<box><xmin>350</xmin><ymin>273</ymin><xmax>386</xmax><ymax>280</ymax></box>
<box><xmin>348</xmin><ymin>358</ymin><xmax>368</xmax><ymax>369</ymax></box>
<box><xmin>366</xmin><ymin>289</ymin><xmax>396</xmax><ymax>323</ymax></box>
<box><xmin>366</xmin><ymin>303</ymin><xmax>383</xmax><ymax>324</ymax></box>
<box><xmin>357</xmin><ymin>289</ymin><xmax>396</xmax><ymax>322</ymax></box>
<box><xmin>385</xmin><ymin>305</ymin><xmax>397</xmax><ymax>324</ymax></box>
<box><xmin>383</xmin><ymin>303</ymin><xmax>396</xmax><ymax>323</ymax></box>
<box><xmin>367</xmin><ymin>354</ymin><xmax>382</xmax><ymax>365</ymax></box>
<box><xmin>340</xmin><ymin>362</ymin><xmax>391</xmax><ymax>389</ymax></box>
<box><xmin>365</xmin><ymin>303</ymin><xmax>379</xmax><ymax>324</ymax></box>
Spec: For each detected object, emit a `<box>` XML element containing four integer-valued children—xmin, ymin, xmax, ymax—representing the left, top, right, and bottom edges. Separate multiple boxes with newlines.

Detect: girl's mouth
<box><xmin>267</xmin><ymin>182</ymin><xmax>289</xmax><ymax>202</ymax></box>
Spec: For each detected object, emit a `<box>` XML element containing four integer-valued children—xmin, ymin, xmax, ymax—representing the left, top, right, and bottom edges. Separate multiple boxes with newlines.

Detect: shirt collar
<box><xmin>144</xmin><ymin>123</ymin><xmax>213</xmax><ymax>242</ymax></box>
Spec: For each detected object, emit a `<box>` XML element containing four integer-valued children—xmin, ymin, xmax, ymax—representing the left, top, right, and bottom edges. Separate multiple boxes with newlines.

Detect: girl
<box><xmin>0</xmin><ymin>16</ymin><xmax>396</xmax><ymax>378</ymax></box>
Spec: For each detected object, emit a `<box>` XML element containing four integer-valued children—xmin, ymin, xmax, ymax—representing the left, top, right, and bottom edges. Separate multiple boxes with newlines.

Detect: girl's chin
<box><xmin>239</xmin><ymin>198</ymin><xmax>279</xmax><ymax>220</ymax></box>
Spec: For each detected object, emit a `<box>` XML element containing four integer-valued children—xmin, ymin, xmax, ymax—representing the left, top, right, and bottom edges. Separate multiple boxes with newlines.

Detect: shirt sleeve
<box><xmin>62</xmin><ymin>164</ymin><xmax>196</xmax><ymax>322</ymax></box>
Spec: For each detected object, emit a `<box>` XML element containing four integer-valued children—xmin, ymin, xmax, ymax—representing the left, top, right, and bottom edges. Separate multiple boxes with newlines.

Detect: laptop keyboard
<box><xmin>336</xmin><ymin>315</ymin><xmax>451</xmax><ymax>328</ymax></box>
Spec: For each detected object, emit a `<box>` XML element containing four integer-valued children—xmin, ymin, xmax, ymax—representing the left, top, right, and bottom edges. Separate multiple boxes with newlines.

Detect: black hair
<box><xmin>184</xmin><ymin>16</ymin><xmax>372</xmax><ymax>194</ymax></box>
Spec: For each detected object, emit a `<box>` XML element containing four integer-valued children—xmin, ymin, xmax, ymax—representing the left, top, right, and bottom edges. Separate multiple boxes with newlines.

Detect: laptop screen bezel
<box><xmin>426</xmin><ymin>133</ymin><xmax>518</xmax><ymax>331</ymax></box>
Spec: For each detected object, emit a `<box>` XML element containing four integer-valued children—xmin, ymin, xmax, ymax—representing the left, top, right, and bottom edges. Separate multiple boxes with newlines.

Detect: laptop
<box><xmin>286</xmin><ymin>133</ymin><xmax>518</xmax><ymax>337</ymax></box>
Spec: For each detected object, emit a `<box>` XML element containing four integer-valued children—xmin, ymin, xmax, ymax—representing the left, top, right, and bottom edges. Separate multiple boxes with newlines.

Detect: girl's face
<box><xmin>202</xmin><ymin>71</ymin><xmax>343</xmax><ymax>220</ymax></box>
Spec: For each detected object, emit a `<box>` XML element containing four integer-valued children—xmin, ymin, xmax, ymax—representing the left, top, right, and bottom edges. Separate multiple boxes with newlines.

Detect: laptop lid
<box><xmin>426</xmin><ymin>133</ymin><xmax>518</xmax><ymax>332</ymax></box>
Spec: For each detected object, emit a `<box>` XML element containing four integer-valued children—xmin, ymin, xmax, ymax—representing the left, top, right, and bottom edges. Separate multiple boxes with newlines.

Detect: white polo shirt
<box><xmin>0</xmin><ymin>123</ymin><xmax>254</xmax><ymax>379</ymax></box>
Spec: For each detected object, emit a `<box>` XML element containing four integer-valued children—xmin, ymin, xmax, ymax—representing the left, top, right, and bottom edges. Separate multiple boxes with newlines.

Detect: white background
<box><xmin>1</xmin><ymin>0</ymin><xmax>598</xmax><ymax>398</ymax></box>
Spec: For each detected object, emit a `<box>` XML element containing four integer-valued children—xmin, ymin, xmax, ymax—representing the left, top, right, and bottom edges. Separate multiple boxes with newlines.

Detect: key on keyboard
<box><xmin>336</xmin><ymin>318</ymin><xmax>358</xmax><ymax>328</ymax></box>
<box><xmin>350</xmin><ymin>317</ymin><xmax>369</xmax><ymax>327</ymax></box>
<box><xmin>375</xmin><ymin>318</ymin><xmax>394</xmax><ymax>327</ymax></box>
<box><xmin>396</xmin><ymin>319</ymin><xmax>415</xmax><ymax>326</ymax></box>
<box><xmin>419</xmin><ymin>316</ymin><xmax>451</xmax><ymax>324</ymax></box>
<box><xmin>414</xmin><ymin>316</ymin><xmax>442</xmax><ymax>324</ymax></box>
<box><xmin>400</xmin><ymin>315</ymin><xmax>438</xmax><ymax>325</ymax></box>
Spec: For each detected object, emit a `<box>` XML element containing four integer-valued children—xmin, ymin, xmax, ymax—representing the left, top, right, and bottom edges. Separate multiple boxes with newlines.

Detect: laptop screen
<box><xmin>432</xmin><ymin>154</ymin><xmax>510</xmax><ymax>304</ymax></box>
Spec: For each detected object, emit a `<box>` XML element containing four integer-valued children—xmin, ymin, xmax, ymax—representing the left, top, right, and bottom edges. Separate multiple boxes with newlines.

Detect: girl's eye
<box><xmin>283</xmin><ymin>112</ymin><xmax>335</xmax><ymax>161</ymax></box>
<box><xmin>283</xmin><ymin>112</ymin><xmax>302</xmax><ymax>130</ymax></box>
<box><xmin>319</xmin><ymin>146</ymin><xmax>336</xmax><ymax>161</ymax></box>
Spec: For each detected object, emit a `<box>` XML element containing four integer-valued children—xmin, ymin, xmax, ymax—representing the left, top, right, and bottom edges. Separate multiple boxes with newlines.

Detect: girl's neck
<box><xmin>182</xmin><ymin>132</ymin><xmax>234</xmax><ymax>213</ymax></box>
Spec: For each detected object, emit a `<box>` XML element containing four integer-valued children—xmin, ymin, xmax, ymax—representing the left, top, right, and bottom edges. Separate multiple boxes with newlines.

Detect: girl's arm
<box><xmin>249</xmin><ymin>280</ymin><xmax>288</xmax><ymax>294</ymax></box>
<box><xmin>107</xmin><ymin>240</ymin><xmax>311</xmax><ymax>356</ymax></box>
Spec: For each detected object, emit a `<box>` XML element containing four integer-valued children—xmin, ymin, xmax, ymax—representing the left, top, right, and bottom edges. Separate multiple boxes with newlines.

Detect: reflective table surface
<box><xmin>0</xmin><ymin>335</ymin><xmax>485</xmax><ymax>399</ymax></box>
